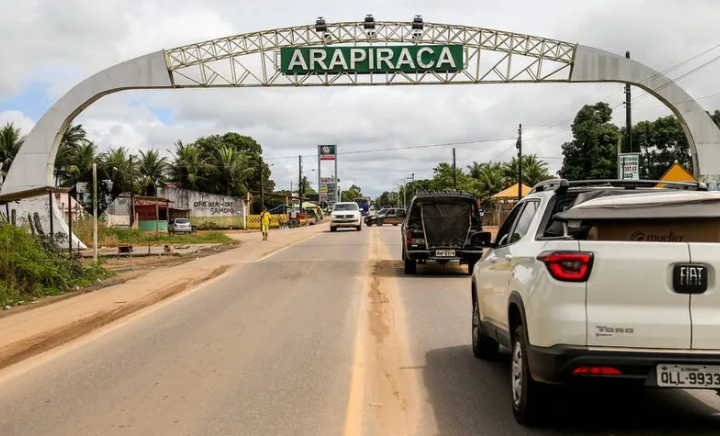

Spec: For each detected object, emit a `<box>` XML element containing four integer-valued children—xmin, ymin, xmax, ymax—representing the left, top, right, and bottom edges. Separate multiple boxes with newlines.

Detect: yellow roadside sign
<box><xmin>655</xmin><ymin>163</ymin><xmax>696</xmax><ymax>188</ymax></box>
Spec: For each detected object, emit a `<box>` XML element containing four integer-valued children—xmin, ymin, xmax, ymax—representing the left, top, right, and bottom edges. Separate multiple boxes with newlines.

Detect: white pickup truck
<box><xmin>469</xmin><ymin>179</ymin><xmax>720</xmax><ymax>425</ymax></box>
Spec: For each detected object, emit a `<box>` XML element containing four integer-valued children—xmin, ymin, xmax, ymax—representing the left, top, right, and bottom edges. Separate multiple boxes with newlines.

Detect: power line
<box><xmin>262</xmin><ymin>136</ymin><xmax>517</xmax><ymax>161</ymax></box>
<box><xmin>632</xmin><ymin>91</ymin><xmax>720</xmax><ymax>111</ymax></box>
<box><xmin>525</xmin><ymin>41</ymin><xmax>720</xmax><ymax>133</ymax></box>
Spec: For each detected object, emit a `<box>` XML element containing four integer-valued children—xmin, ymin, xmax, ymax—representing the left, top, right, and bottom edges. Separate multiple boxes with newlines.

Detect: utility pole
<box><xmin>517</xmin><ymin>124</ymin><xmax>523</xmax><ymax>202</ymax></box>
<box><xmin>259</xmin><ymin>157</ymin><xmax>265</xmax><ymax>210</ymax></box>
<box><xmin>298</xmin><ymin>155</ymin><xmax>303</xmax><ymax>213</ymax></box>
<box><xmin>129</xmin><ymin>155</ymin><xmax>135</xmax><ymax>227</ymax></box>
<box><xmin>92</xmin><ymin>162</ymin><xmax>98</xmax><ymax>261</ymax></box>
<box><xmin>403</xmin><ymin>179</ymin><xmax>407</xmax><ymax>209</ymax></box>
<box><xmin>625</xmin><ymin>51</ymin><xmax>632</xmax><ymax>153</ymax></box>
<box><xmin>411</xmin><ymin>173</ymin><xmax>415</xmax><ymax>199</ymax></box>
<box><xmin>452</xmin><ymin>148</ymin><xmax>457</xmax><ymax>190</ymax></box>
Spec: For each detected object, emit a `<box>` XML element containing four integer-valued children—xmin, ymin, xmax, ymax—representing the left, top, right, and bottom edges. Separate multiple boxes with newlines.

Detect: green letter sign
<box><xmin>280</xmin><ymin>45</ymin><xmax>464</xmax><ymax>75</ymax></box>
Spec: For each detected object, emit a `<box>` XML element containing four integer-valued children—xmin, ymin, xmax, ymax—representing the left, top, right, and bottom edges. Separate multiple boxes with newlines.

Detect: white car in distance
<box><xmin>330</xmin><ymin>202</ymin><xmax>362</xmax><ymax>232</ymax></box>
<box><xmin>470</xmin><ymin>178</ymin><xmax>720</xmax><ymax>426</ymax></box>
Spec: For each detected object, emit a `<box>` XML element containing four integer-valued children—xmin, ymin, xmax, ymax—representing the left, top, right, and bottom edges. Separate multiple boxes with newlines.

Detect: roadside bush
<box><xmin>73</xmin><ymin>220</ymin><xmax>234</xmax><ymax>247</ymax></box>
<box><xmin>73</xmin><ymin>219</ymin><xmax>145</xmax><ymax>247</ymax></box>
<box><xmin>0</xmin><ymin>223</ymin><xmax>111</xmax><ymax>307</ymax></box>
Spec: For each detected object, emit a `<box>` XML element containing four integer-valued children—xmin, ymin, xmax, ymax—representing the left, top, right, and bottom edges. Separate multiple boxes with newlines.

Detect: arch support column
<box><xmin>0</xmin><ymin>51</ymin><xmax>172</xmax><ymax>245</ymax></box>
<box><xmin>570</xmin><ymin>45</ymin><xmax>720</xmax><ymax>189</ymax></box>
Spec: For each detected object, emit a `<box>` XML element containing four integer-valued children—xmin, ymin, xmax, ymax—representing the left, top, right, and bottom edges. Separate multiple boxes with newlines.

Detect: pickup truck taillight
<box><xmin>406</xmin><ymin>229</ymin><xmax>413</xmax><ymax>245</ymax></box>
<box><xmin>537</xmin><ymin>251</ymin><xmax>594</xmax><ymax>282</ymax></box>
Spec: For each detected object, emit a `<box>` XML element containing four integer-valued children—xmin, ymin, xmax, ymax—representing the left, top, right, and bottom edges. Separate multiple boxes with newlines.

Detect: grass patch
<box><xmin>0</xmin><ymin>223</ymin><xmax>113</xmax><ymax>307</ymax></box>
<box><xmin>73</xmin><ymin>220</ymin><xmax>234</xmax><ymax>247</ymax></box>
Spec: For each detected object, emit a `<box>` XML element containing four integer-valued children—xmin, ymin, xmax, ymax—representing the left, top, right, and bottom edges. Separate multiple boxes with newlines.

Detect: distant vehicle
<box><xmin>401</xmin><ymin>190</ymin><xmax>484</xmax><ymax>275</ymax></box>
<box><xmin>354</xmin><ymin>197</ymin><xmax>372</xmax><ymax>215</ymax></box>
<box><xmin>364</xmin><ymin>208</ymin><xmax>406</xmax><ymax>227</ymax></box>
<box><xmin>168</xmin><ymin>218</ymin><xmax>192</xmax><ymax>234</ymax></box>
<box><xmin>470</xmin><ymin>178</ymin><xmax>720</xmax><ymax>426</ymax></box>
<box><xmin>330</xmin><ymin>202</ymin><xmax>362</xmax><ymax>232</ymax></box>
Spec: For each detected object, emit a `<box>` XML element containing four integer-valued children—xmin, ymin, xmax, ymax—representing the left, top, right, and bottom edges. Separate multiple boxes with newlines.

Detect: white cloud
<box><xmin>2</xmin><ymin>0</ymin><xmax>720</xmax><ymax>197</ymax></box>
<box><xmin>0</xmin><ymin>111</ymin><xmax>35</xmax><ymax>133</ymax></box>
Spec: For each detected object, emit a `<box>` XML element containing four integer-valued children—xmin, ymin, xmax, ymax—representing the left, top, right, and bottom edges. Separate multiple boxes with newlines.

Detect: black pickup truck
<box><xmin>400</xmin><ymin>191</ymin><xmax>489</xmax><ymax>275</ymax></box>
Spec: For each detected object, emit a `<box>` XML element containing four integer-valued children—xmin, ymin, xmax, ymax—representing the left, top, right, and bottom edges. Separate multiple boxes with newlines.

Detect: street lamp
<box><xmin>363</xmin><ymin>14</ymin><xmax>376</xmax><ymax>37</ymax></box>
<box><xmin>315</xmin><ymin>16</ymin><xmax>330</xmax><ymax>42</ymax></box>
<box><xmin>411</xmin><ymin>15</ymin><xmax>423</xmax><ymax>40</ymax></box>
<box><xmin>396</xmin><ymin>178</ymin><xmax>408</xmax><ymax>208</ymax></box>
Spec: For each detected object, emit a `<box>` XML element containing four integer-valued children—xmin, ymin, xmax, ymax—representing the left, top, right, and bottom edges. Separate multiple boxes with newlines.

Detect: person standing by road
<box><xmin>260</xmin><ymin>207</ymin><xmax>271</xmax><ymax>241</ymax></box>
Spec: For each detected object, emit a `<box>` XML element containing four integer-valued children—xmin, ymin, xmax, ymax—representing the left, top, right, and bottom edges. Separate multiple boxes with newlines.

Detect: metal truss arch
<box><xmin>3</xmin><ymin>19</ymin><xmax>720</xmax><ymax>204</ymax></box>
<box><xmin>164</xmin><ymin>21</ymin><xmax>578</xmax><ymax>87</ymax></box>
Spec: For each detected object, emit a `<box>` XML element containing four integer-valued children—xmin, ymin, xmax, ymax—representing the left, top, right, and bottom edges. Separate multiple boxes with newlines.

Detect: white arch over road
<box><xmin>3</xmin><ymin>21</ymin><xmax>719</xmax><ymax>238</ymax></box>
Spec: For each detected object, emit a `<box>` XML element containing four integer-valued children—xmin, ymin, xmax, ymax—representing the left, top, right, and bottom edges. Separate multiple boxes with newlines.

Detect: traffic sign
<box><xmin>618</xmin><ymin>153</ymin><xmax>640</xmax><ymax>180</ymax></box>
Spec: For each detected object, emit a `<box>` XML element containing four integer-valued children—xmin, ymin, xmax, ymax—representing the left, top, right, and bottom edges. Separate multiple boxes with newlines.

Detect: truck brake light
<box><xmin>537</xmin><ymin>251</ymin><xmax>594</xmax><ymax>282</ymax></box>
<box><xmin>406</xmin><ymin>229</ymin><xmax>413</xmax><ymax>245</ymax></box>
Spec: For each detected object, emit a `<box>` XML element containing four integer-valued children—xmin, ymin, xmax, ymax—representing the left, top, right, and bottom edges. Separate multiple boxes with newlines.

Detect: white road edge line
<box><xmin>254</xmin><ymin>233</ymin><xmax>320</xmax><ymax>262</ymax></box>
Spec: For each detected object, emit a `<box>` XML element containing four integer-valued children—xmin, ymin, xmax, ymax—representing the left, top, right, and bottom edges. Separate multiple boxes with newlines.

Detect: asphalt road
<box><xmin>1</xmin><ymin>226</ymin><xmax>720</xmax><ymax>435</ymax></box>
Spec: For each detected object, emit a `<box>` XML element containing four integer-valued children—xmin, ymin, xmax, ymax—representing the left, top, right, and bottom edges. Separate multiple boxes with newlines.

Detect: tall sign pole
<box><xmin>92</xmin><ymin>162</ymin><xmax>98</xmax><ymax>261</ymax></box>
<box><xmin>318</xmin><ymin>145</ymin><xmax>337</xmax><ymax>206</ymax></box>
<box><xmin>517</xmin><ymin>124</ymin><xmax>523</xmax><ymax>202</ymax></box>
<box><xmin>317</xmin><ymin>146</ymin><xmax>322</xmax><ymax>207</ymax></box>
<box><xmin>452</xmin><ymin>148</ymin><xmax>457</xmax><ymax>189</ymax></box>
<box><xmin>298</xmin><ymin>155</ymin><xmax>303</xmax><ymax>213</ymax></box>
<box><xmin>129</xmin><ymin>155</ymin><xmax>135</xmax><ymax>227</ymax></box>
<box><xmin>259</xmin><ymin>157</ymin><xmax>264</xmax><ymax>209</ymax></box>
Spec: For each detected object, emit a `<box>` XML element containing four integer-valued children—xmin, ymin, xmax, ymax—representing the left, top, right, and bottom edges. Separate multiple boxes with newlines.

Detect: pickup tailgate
<box><xmin>687</xmin><ymin>243</ymin><xmax>720</xmax><ymax>350</ymax></box>
<box><xmin>579</xmin><ymin>241</ymin><xmax>691</xmax><ymax>349</ymax></box>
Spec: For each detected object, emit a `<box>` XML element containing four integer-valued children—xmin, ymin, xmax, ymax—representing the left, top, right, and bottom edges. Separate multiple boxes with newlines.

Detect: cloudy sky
<box><xmin>1</xmin><ymin>0</ymin><xmax>719</xmax><ymax>197</ymax></box>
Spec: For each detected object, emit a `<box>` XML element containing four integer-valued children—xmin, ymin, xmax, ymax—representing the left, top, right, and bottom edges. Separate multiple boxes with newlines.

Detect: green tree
<box><xmin>55</xmin><ymin>123</ymin><xmax>94</xmax><ymax>186</ymax></box>
<box><xmin>98</xmin><ymin>146</ymin><xmax>138</xmax><ymax>199</ymax></box>
<box><xmin>340</xmin><ymin>184</ymin><xmax>362</xmax><ymax>202</ymax></box>
<box><xmin>502</xmin><ymin>154</ymin><xmax>553</xmax><ymax>187</ymax></box>
<box><xmin>430</xmin><ymin>162</ymin><xmax>472</xmax><ymax>190</ymax></box>
<box><xmin>137</xmin><ymin>149</ymin><xmax>168</xmax><ymax>195</ymax></box>
<box><xmin>623</xmin><ymin>116</ymin><xmax>692</xmax><ymax>180</ymax></box>
<box><xmin>710</xmin><ymin>110</ymin><xmax>720</xmax><ymax>127</ymax></box>
<box><xmin>468</xmin><ymin>161</ymin><xmax>509</xmax><ymax>207</ymax></box>
<box><xmin>374</xmin><ymin>191</ymin><xmax>394</xmax><ymax>208</ymax></box>
<box><xmin>0</xmin><ymin>122</ymin><xmax>25</xmax><ymax>184</ymax></box>
<box><xmin>171</xmin><ymin>132</ymin><xmax>274</xmax><ymax>196</ymax></box>
<box><xmin>300</xmin><ymin>176</ymin><xmax>316</xmax><ymax>194</ymax></box>
<box><xmin>559</xmin><ymin>102</ymin><xmax>619</xmax><ymax>180</ymax></box>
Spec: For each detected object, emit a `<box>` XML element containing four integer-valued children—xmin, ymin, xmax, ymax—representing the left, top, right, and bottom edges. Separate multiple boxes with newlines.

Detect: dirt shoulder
<box><xmin>0</xmin><ymin>223</ymin><xmax>327</xmax><ymax>371</ymax></box>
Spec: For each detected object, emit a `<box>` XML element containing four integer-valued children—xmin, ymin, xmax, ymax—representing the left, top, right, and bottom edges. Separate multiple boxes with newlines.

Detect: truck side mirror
<box><xmin>470</xmin><ymin>231</ymin><xmax>493</xmax><ymax>248</ymax></box>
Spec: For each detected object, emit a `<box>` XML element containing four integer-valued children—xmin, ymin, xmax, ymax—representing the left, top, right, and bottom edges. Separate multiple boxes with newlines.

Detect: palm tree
<box><xmin>55</xmin><ymin>123</ymin><xmax>94</xmax><ymax>186</ymax></box>
<box><xmin>472</xmin><ymin>161</ymin><xmax>508</xmax><ymax>206</ymax></box>
<box><xmin>523</xmin><ymin>157</ymin><xmax>555</xmax><ymax>187</ymax></box>
<box><xmin>466</xmin><ymin>161</ymin><xmax>486</xmax><ymax>179</ymax></box>
<box><xmin>212</xmin><ymin>144</ymin><xmax>250</xmax><ymax>196</ymax></box>
<box><xmin>169</xmin><ymin>141</ymin><xmax>215</xmax><ymax>191</ymax></box>
<box><xmin>98</xmin><ymin>146</ymin><xmax>135</xmax><ymax>197</ymax></box>
<box><xmin>137</xmin><ymin>149</ymin><xmax>168</xmax><ymax>195</ymax></box>
<box><xmin>502</xmin><ymin>154</ymin><xmax>553</xmax><ymax>187</ymax></box>
<box><xmin>0</xmin><ymin>122</ymin><xmax>25</xmax><ymax>183</ymax></box>
<box><xmin>60</xmin><ymin>142</ymin><xmax>98</xmax><ymax>188</ymax></box>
